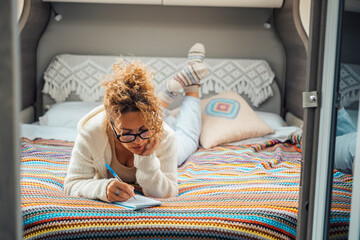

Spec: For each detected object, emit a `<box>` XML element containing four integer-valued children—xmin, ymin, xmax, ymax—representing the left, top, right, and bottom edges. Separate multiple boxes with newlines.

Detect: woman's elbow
<box><xmin>63</xmin><ymin>176</ymin><xmax>76</xmax><ymax>196</ymax></box>
<box><xmin>168</xmin><ymin>188</ymin><xmax>178</xmax><ymax>198</ymax></box>
<box><xmin>165</xmin><ymin>182</ymin><xmax>179</xmax><ymax>198</ymax></box>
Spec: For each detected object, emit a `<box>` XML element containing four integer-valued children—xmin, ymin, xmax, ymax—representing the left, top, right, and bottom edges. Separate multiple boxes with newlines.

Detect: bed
<box><xmin>20</xmin><ymin>55</ymin><xmax>352</xmax><ymax>239</ymax></box>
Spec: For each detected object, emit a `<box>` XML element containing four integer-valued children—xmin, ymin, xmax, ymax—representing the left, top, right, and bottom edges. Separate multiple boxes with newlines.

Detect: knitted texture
<box><xmin>63</xmin><ymin>106</ymin><xmax>178</xmax><ymax>201</ymax></box>
<box><xmin>43</xmin><ymin>54</ymin><xmax>275</xmax><ymax>107</ymax></box>
<box><xmin>20</xmin><ymin>136</ymin><xmax>352</xmax><ymax>239</ymax></box>
<box><xmin>187</xmin><ymin>43</ymin><xmax>205</xmax><ymax>65</ymax></box>
<box><xmin>339</xmin><ymin>63</ymin><xmax>360</xmax><ymax>107</ymax></box>
<box><xmin>158</xmin><ymin>63</ymin><xmax>207</xmax><ymax>103</ymax></box>
<box><xmin>183</xmin><ymin>84</ymin><xmax>200</xmax><ymax>93</ymax></box>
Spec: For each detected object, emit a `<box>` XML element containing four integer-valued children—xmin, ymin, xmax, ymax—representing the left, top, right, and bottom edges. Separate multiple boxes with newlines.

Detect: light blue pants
<box><xmin>163</xmin><ymin>96</ymin><xmax>201</xmax><ymax>166</ymax></box>
<box><xmin>334</xmin><ymin>108</ymin><xmax>357</xmax><ymax>174</ymax></box>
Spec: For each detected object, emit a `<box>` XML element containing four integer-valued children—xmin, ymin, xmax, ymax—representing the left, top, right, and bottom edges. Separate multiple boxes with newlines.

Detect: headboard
<box><xmin>35</xmin><ymin>3</ymin><xmax>286</xmax><ymax>118</ymax></box>
<box><xmin>41</xmin><ymin>54</ymin><xmax>281</xmax><ymax>114</ymax></box>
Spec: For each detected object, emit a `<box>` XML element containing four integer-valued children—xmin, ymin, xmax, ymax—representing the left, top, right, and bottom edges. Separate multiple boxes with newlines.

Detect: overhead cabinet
<box><xmin>163</xmin><ymin>0</ymin><xmax>283</xmax><ymax>8</ymax></box>
<box><xmin>43</xmin><ymin>0</ymin><xmax>162</xmax><ymax>5</ymax></box>
<box><xmin>43</xmin><ymin>0</ymin><xmax>284</xmax><ymax>8</ymax></box>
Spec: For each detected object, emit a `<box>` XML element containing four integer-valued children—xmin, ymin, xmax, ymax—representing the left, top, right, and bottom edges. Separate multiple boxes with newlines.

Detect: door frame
<box><xmin>296</xmin><ymin>0</ymin><xmax>339</xmax><ymax>238</ymax></box>
<box><xmin>0</xmin><ymin>0</ymin><xmax>22</xmax><ymax>239</ymax></box>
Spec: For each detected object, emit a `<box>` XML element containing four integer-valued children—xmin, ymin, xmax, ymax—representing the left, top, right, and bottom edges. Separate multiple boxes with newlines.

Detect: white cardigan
<box><xmin>64</xmin><ymin>105</ymin><xmax>178</xmax><ymax>202</ymax></box>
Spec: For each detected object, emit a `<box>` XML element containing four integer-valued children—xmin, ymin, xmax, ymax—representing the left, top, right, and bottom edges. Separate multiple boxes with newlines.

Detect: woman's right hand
<box><xmin>139</xmin><ymin>135</ymin><xmax>160</xmax><ymax>156</ymax></box>
<box><xmin>106</xmin><ymin>179</ymin><xmax>135</xmax><ymax>202</ymax></box>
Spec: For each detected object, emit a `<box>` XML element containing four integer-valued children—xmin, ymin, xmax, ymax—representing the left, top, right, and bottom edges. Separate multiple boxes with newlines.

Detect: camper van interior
<box><xmin>1</xmin><ymin>0</ymin><xmax>359</xmax><ymax>239</ymax></box>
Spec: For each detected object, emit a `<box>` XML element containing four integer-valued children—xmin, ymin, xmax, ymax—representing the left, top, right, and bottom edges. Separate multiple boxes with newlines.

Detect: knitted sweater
<box><xmin>64</xmin><ymin>105</ymin><xmax>178</xmax><ymax>202</ymax></box>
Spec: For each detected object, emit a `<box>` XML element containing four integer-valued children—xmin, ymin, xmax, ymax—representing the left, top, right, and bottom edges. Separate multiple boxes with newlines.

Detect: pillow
<box><xmin>339</xmin><ymin>63</ymin><xmax>360</xmax><ymax>107</ymax></box>
<box><xmin>39</xmin><ymin>101</ymin><xmax>102</xmax><ymax>128</ymax></box>
<box><xmin>169</xmin><ymin>105</ymin><xmax>286</xmax><ymax>130</ymax></box>
<box><xmin>200</xmin><ymin>91</ymin><xmax>275</xmax><ymax>148</ymax></box>
<box><xmin>255</xmin><ymin>111</ymin><xmax>287</xmax><ymax>129</ymax></box>
<box><xmin>43</xmin><ymin>54</ymin><xmax>275</xmax><ymax>106</ymax></box>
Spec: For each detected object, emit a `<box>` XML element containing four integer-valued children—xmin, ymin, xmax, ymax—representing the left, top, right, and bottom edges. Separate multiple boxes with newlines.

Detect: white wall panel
<box><xmin>163</xmin><ymin>0</ymin><xmax>283</xmax><ymax>8</ymax></box>
<box><xmin>300</xmin><ymin>0</ymin><xmax>311</xmax><ymax>36</ymax></box>
<box><xmin>43</xmin><ymin>0</ymin><xmax>283</xmax><ymax>8</ymax></box>
<box><xmin>43</xmin><ymin>0</ymin><xmax>162</xmax><ymax>5</ymax></box>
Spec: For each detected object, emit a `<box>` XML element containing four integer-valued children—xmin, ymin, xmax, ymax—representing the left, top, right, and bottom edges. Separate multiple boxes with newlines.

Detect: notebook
<box><xmin>113</xmin><ymin>194</ymin><xmax>162</xmax><ymax>210</ymax></box>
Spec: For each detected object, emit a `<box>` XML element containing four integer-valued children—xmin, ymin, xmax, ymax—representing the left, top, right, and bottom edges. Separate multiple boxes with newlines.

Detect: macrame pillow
<box><xmin>339</xmin><ymin>63</ymin><xmax>360</xmax><ymax>107</ymax></box>
<box><xmin>200</xmin><ymin>91</ymin><xmax>275</xmax><ymax>148</ymax></box>
<box><xmin>42</xmin><ymin>54</ymin><xmax>275</xmax><ymax>108</ymax></box>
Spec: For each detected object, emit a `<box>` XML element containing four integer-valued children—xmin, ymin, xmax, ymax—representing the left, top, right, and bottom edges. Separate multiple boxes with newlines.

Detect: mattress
<box><xmin>20</xmin><ymin>135</ymin><xmax>352</xmax><ymax>239</ymax></box>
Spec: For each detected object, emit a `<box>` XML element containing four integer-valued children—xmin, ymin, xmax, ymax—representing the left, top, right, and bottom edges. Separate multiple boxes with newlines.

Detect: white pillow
<box><xmin>39</xmin><ymin>101</ymin><xmax>102</xmax><ymax>128</ymax></box>
<box><xmin>255</xmin><ymin>111</ymin><xmax>287</xmax><ymax>129</ymax></box>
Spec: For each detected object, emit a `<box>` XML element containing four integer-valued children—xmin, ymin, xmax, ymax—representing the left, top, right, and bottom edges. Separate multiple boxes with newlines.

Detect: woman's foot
<box><xmin>158</xmin><ymin>63</ymin><xmax>207</xmax><ymax>103</ymax></box>
<box><xmin>158</xmin><ymin>43</ymin><xmax>207</xmax><ymax>104</ymax></box>
<box><xmin>184</xmin><ymin>43</ymin><xmax>206</xmax><ymax>97</ymax></box>
<box><xmin>187</xmin><ymin>43</ymin><xmax>206</xmax><ymax>65</ymax></box>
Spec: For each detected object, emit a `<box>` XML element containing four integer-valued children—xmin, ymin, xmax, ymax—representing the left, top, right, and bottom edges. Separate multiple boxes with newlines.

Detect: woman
<box><xmin>334</xmin><ymin>106</ymin><xmax>357</xmax><ymax>174</ymax></box>
<box><xmin>158</xmin><ymin>43</ymin><xmax>207</xmax><ymax>166</ymax></box>
<box><xmin>64</xmin><ymin>43</ymin><xmax>207</xmax><ymax>202</ymax></box>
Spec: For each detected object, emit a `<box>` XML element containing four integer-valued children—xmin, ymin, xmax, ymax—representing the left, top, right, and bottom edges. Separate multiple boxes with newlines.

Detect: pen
<box><xmin>105</xmin><ymin>163</ymin><xmax>136</xmax><ymax>200</ymax></box>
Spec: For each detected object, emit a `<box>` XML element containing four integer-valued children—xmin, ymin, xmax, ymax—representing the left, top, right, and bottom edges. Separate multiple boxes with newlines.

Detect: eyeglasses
<box><xmin>109</xmin><ymin>119</ymin><xmax>152</xmax><ymax>143</ymax></box>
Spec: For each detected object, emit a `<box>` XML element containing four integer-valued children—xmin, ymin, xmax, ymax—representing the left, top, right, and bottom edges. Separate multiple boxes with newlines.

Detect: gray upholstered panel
<box><xmin>36</xmin><ymin>3</ymin><xmax>285</xmax><ymax>116</ymax></box>
<box><xmin>19</xmin><ymin>0</ymin><xmax>50</xmax><ymax>118</ymax></box>
<box><xmin>274</xmin><ymin>0</ymin><xmax>308</xmax><ymax>119</ymax></box>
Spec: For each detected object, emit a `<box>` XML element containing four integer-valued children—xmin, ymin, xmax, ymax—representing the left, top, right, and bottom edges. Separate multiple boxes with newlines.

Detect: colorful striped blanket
<box><xmin>20</xmin><ymin>136</ymin><xmax>352</xmax><ymax>239</ymax></box>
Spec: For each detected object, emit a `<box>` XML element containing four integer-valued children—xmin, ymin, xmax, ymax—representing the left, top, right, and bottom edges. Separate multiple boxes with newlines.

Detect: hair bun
<box><xmin>125</xmin><ymin>77</ymin><xmax>137</xmax><ymax>88</ymax></box>
<box><xmin>103</xmin><ymin>59</ymin><xmax>163</xmax><ymax>138</ymax></box>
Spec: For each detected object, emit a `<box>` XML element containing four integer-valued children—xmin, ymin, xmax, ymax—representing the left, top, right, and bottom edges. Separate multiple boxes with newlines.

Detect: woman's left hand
<box><xmin>139</xmin><ymin>136</ymin><xmax>160</xmax><ymax>156</ymax></box>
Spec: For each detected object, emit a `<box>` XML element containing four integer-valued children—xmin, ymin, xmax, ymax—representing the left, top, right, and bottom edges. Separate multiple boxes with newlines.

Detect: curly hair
<box><xmin>102</xmin><ymin>60</ymin><xmax>163</xmax><ymax>137</ymax></box>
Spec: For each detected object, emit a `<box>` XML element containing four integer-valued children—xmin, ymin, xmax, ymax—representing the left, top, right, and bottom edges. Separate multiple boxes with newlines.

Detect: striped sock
<box><xmin>158</xmin><ymin>63</ymin><xmax>208</xmax><ymax>103</ymax></box>
<box><xmin>184</xmin><ymin>84</ymin><xmax>200</xmax><ymax>94</ymax></box>
<box><xmin>187</xmin><ymin>43</ymin><xmax>206</xmax><ymax>65</ymax></box>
